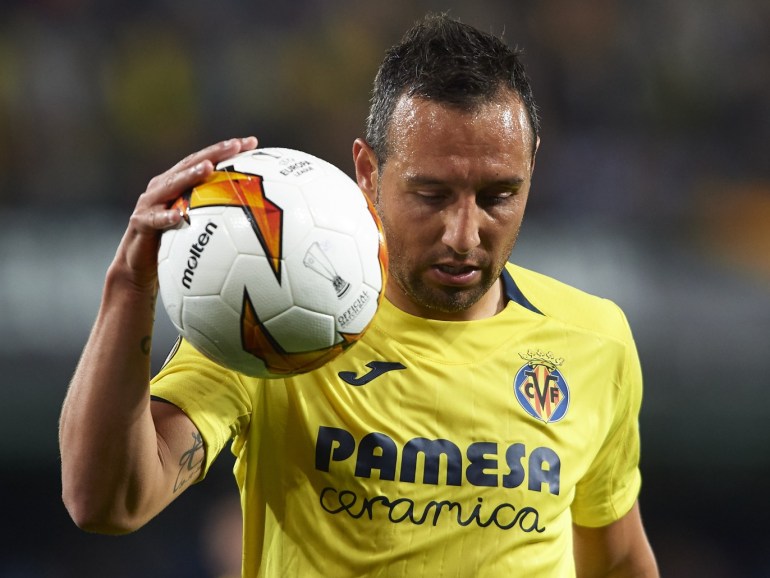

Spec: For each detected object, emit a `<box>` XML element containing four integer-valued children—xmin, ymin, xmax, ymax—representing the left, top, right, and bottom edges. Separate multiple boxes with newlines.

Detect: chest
<box><xmin>256</xmin><ymin>328</ymin><xmax>622</xmax><ymax>498</ymax></box>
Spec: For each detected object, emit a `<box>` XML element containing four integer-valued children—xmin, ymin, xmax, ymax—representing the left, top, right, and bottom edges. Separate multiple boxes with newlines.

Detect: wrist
<box><xmin>103</xmin><ymin>259</ymin><xmax>159</xmax><ymax>306</ymax></box>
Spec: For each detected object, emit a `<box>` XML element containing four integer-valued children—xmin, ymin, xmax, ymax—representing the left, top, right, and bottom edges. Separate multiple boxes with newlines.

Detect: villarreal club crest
<box><xmin>513</xmin><ymin>350</ymin><xmax>570</xmax><ymax>424</ymax></box>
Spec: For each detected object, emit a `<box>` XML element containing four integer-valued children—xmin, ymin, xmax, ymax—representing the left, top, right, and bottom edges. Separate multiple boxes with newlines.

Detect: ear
<box><xmin>530</xmin><ymin>135</ymin><xmax>540</xmax><ymax>173</ymax></box>
<box><xmin>352</xmin><ymin>138</ymin><xmax>378</xmax><ymax>203</ymax></box>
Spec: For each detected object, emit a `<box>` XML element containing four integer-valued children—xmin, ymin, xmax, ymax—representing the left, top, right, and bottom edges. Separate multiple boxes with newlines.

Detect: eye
<box><xmin>478</xmin><ymin>190</ymin><xmax>515</xmax><ymax>208</ymax></box>
<box><xmin>413</xmin><ymin>189</ymin><xmax>449</xmax><ymax>204</ymax></box>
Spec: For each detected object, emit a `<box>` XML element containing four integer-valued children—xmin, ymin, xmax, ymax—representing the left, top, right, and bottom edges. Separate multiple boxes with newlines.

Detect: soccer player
<box><xmin>60</xmin><ymin>13</ymin><xmax>658</xmax><ymax>577</ymax></box>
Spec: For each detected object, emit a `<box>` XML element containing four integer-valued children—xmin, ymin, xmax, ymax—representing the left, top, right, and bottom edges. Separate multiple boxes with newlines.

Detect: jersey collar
<box><xmin>502</xmin><ymin>267</ymin><xmax>543</xmax><ymax>315</ymax></box>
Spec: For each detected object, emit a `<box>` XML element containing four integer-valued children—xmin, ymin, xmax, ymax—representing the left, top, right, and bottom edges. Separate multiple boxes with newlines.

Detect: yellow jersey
<box><xmin>151</xmin><ymin>262</ymin><xmax>643</xmax><ymax>577</ymax></box>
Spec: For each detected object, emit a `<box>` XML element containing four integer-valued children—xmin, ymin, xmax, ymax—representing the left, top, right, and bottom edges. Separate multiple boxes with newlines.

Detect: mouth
<box><xmin>430</xmin><ymin>262</ymin><xmax>482</xmax><ymax>286</ymax></box>
<box><xmin>435</xmin><ymin>263</ymin><xmax>478</xmax><ymax>275</ymax></box>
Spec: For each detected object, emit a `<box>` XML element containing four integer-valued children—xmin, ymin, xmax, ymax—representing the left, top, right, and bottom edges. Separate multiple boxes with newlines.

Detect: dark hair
<box><xmin>365</xmin><ymin>13</ymin><xmax>540</xmax><ymax>165</ymax></box>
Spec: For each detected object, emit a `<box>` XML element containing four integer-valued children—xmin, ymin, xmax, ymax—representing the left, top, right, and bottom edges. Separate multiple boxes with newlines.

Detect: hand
<box><xmin>115</xmin><ymin>137</ymin><xmax>259</xmax><ymax>291</ymax></box>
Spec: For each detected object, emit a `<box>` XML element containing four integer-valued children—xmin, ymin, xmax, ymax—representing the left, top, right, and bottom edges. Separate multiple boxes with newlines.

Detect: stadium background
<box><xmin>1</xmin><ymin>0</ymin><xmax>768</xmax><ymax>576</ymax></box>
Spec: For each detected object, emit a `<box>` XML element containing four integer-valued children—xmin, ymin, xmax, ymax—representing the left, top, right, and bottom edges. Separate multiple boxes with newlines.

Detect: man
<box><xmin>60</xmin><ymin>14</ymin><xmax>658</xmax><ymax>577</ymax></box>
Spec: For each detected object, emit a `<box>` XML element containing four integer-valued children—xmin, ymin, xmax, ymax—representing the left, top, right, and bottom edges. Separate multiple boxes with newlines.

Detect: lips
<box><xmin>430</xmin><ymin>262</ymin><xmax>482</xmax><ymax>286</ymax></box>
<box><xmin>436</xmin><ymin>264</ymin><xmax>477</xmax><ymax>275</ymax></box>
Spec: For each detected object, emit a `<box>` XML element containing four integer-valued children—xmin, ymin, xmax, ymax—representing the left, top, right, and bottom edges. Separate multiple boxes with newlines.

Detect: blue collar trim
<box><xmin>502</xmin><ymin>268</ymin><xmax>543</xmax><ymax>315</ymax></box>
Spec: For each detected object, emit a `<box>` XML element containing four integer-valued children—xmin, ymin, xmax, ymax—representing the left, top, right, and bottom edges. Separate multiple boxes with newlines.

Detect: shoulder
<box><xmin>504</xmin><ymin>262</ymin><xmax>633</xmax><ymax>343</ymax></box>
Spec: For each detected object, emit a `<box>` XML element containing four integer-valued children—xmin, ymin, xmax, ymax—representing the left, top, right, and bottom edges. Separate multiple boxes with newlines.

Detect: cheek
<box><xmin>487</xmin><ymin>209</ymin><xmax>526</xmax><ymax>254</ymax></box>
<box><xmin>379</xmin><ymin>217</ymin><xmax>415</xmax><ymax>259</ymax></box>
<box><xmin>376</xmin><ymin>197</ymin><xmax>425</xmax><ymax>254</ymax></box>
<box><xmin>497</xmin><ymin>220</ymin><xmax>524</xmax><ymax>257</ymax></box>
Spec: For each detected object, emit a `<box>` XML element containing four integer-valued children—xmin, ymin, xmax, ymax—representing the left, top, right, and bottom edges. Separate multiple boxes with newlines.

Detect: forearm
<box><xmin>59</xmin><ymin>137</ymin><xmax>256</xmax><ymax>533</ymax></box>
<box><xmin>574</xmin><ymin>503</ymin><xmax>659</xmax><ymax>578</ymax></box>
<box><xmin>60</xmin><ymin>262</ymin><xmax>167</xmax><ymax>533</ymax></box>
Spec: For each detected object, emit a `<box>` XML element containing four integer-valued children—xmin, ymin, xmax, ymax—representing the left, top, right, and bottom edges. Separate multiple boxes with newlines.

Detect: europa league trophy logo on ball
<box><xmin>303</xmin><ymin>242</ymin><xmax>351</xmax><ymax>299</ymax></box>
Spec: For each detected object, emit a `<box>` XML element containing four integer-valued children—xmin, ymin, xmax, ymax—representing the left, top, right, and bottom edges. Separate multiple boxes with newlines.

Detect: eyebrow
<box><xmin>403</xmin><ymin>174</ymin><xmax>526</xmax><ymax>188</ymax></box>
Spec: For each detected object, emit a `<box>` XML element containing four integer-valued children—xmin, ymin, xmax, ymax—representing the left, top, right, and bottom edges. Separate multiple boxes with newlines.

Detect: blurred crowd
<box><xmin>1</xmin><ymin>0</ymin><xmax>767</xmax><ymax>229</ymax></box>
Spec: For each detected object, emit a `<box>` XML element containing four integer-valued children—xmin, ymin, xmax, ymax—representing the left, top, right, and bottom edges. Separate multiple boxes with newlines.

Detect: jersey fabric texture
<box><xmin>151</xmin><ymin>262</ymin><xmax>643</xmax><ymax>577</ymax></box>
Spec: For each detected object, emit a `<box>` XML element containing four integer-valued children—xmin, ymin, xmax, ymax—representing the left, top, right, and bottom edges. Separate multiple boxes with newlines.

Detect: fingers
<box><xmin>114</xmin><ymin>137</ymin><xmax>259</xmax><ymax>287</ymax></box>
<box><xmin>143</xmin><ymin>159</ymin><xmax>211</xmax><ymax>212</ymax></box>
<box><xmin>137</xmin><ymin>136</ymin><xmax>259</xmax><ymax>232</ymax></box>
<box><xmin>149</xmin><ymin>137</ymin><xmax>258</xmax><ymax>204</ymax></box>
<box><xmin>171</xmin><ymin>136</ymin><xmax>259</xmax><ymax>173</ymax></box>
<box><xmin>147</xmin><ymin>208</ymin><xmax>184</xmax><ymax>231</ymax></box>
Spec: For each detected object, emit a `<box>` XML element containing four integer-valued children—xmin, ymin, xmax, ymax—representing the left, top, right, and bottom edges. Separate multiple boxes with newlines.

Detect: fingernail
<box><xmin>194</xmin><ymin>162</ymin><xmax>205</xmax><ymax>174</ymax></box>
<box><xmin>223</xmin><ymin>139</ymin><xmax>235</xmax><ymax>147</ymax></box>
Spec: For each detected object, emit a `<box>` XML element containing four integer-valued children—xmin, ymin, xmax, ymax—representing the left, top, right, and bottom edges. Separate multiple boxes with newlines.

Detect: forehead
<box><xmin>384</xmin><ymin>93</ymin><xmax>534</xmax><ymax>176</ymax></box>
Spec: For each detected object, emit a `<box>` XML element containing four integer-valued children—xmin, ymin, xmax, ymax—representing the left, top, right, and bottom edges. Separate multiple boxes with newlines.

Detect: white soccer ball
<box><xmin>157</xmin><ymin>147</ymin><xmax>387</xmax><ymax>377</ymax></box>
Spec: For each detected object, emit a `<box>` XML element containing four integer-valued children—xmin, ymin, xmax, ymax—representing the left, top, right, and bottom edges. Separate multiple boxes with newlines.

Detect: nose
<box><xmin>441</xmin><ymin>196</ymin><xmax>481</xmax><ymax>255</ymax></box>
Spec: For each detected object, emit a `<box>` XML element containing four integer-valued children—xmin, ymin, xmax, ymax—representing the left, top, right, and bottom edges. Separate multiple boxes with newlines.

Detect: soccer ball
<box><xmin>157</xmin><ymin>147</ymin><xmax>387</xmax><ymax>378</ymax></box>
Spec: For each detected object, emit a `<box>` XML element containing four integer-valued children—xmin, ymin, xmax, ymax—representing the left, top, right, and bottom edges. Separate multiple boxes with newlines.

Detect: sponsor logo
<box><xmin>338</xmin><ymin>361</ymin><xmax>406</xmax><ymax>386</ymax></box>
<box><xmin>319</xmin><ymin>487</ymin><xmax>545</xmax><ymax>532</ymax></box>
<box><xmin>316</xmin><ymin>426</ymin><xmax>561</xmax><ymax>493</ymax></box>
<box><xmin>181</xmin><ymin>221</ymin><xmax>218</xmax><ymax>289</ymax></box>
<box><xmin>315</xmin><ymin>426</ymin><xmax>559</xmax><ymax>532</ymax></box>
<box><xmin>514</xmin><ymin>350</ymin><xmax>570</xmax><ymax>424</ymax></box>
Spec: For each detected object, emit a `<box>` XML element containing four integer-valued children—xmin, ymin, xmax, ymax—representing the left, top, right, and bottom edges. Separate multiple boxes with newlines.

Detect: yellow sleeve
<box><xmin>150</xmin><ymin>338</ymin><xmax>254</xmax><ymax>478</ymax></box>
<box><xmin>571</xmin><ymin>306</ymin><xmax>643</xmax><ymax>527</ymax></box>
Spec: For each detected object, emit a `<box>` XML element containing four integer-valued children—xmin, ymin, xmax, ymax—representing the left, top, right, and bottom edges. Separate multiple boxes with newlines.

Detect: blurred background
<box><xmin>1</xmin><ymin>0</ymin><xmax>768</xmax><ymax>576</ymax></box>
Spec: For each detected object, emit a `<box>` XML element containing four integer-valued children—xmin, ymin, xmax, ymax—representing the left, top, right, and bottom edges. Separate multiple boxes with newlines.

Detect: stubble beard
<box><xmin>399</xmin><ymin>263</ymin><xmax>500</xmax><ymax>315</ymax></box>
<box><xmin>376</xmin><ymin>199</ymin><xmax>505</xmax><ymax>316</ymax></box>
<box><xmin>374</xmin><ymin>175</ymin><xmax>523</xmax><ymax>316</ymax></box>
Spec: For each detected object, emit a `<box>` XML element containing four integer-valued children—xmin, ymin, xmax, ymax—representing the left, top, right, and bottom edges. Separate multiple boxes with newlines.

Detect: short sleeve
<box><xmin>150</xmin><ymin>338</ymin><xmax>254</xmax><ymax>478</ymax></box>
<box><xmin>571</xmin><ymin>307</ymin><xmax>643</xmax><ymax>527</ymax></box>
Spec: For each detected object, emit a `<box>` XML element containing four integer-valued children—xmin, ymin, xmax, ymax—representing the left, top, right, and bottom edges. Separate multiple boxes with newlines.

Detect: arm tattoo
<box><xmin>140</xmin><ymin>335</ymin><xmax>152</xmax><ymax>356</ymax></box>
<box><xmin>173</xmin><ymin>431</ymin><xmax>205</xmax><ymax>493</ymax></box>
<box><xmin>142</xmin><ymin>289</ymin><xmax>158</xmax><ymax>355</ymax></box>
